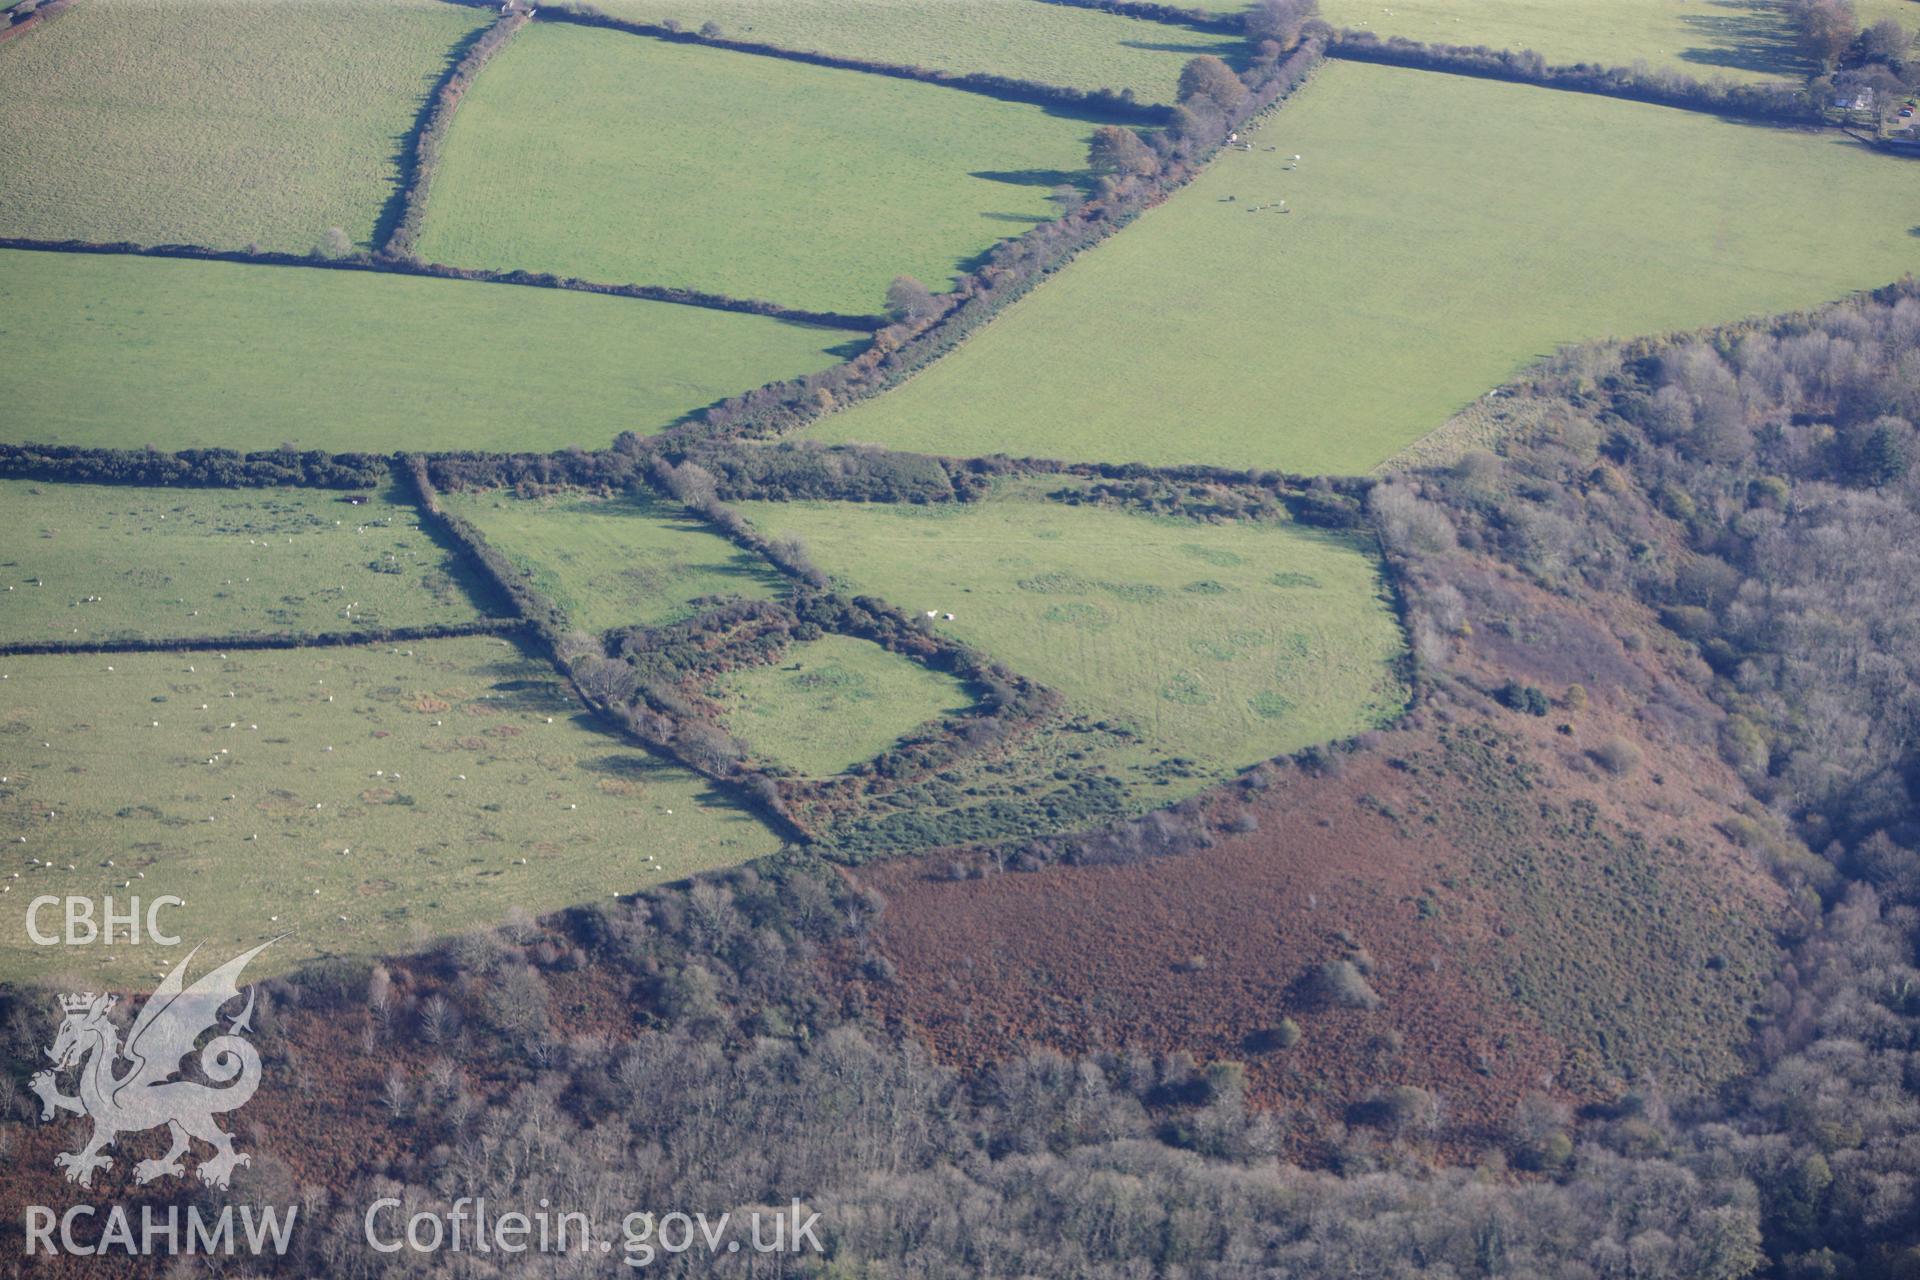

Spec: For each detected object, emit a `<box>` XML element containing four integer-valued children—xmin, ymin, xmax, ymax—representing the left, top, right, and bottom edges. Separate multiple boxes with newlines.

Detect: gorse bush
<box><xmin>1302</xmin><ymin>959</ymin><xmax>1380</xmax><ymax>1010</ymax></box>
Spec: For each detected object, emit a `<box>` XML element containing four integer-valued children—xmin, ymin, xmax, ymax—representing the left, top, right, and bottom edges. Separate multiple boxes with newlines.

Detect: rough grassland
<box><xmin>736</xmin><ymin>485</ymin><xmax>1408</xmax><ymax>778</ymax></box>
<box><xmin>712</xmin><ymin>633</ymin><xmax>977</xmax><ymax>777</ymax></box>
<box><xmin>591</xmin><ymin>0</ymin><xmax>1244</xmax><ymax>102</ymax></box>
<box><xmin>859</xmin><ymin>720</ymin><xmax>1782</xmax><ymax>1141</ymax></box>
<box><xmin>0</xmin><ymin>639</ymin><xmax>779</xmax><ymax>984</ymax></box>
<box><xmin>0</xmin><ymin>250</ymin><xmax>854</xmax><ymax>453</ymax></box>
<box><xmin>414</xmin><ymin>23</ymin><xmax>1101</xmax><ymax>313</ymax></box>
<box><xmin>0</xmin><ymin>478</ymin><xmax>502</xmax><ymax>646</ymax></box>
<box><xmin>441</xmin><ymin>490</ymin><xmax>787</xmax><ymax>635</ymax></box>
<box><xmin>0</xmin><ymin>0</ymin><xmax>487</xmax><ymax>252</ymax></box>
<box><xmin>1314</xmin><ymin>0</ymin><xmax>1913</xmax><ymax>84</ymax></box>
<box><xmin>812</xmin><ymin>62</ymin><xmax>1920</xmax><ymax>474</ymax></box>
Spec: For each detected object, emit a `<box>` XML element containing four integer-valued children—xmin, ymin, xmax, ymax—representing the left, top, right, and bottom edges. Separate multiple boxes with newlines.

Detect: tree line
<box><xmin>1320</xmin><ymin>0</ymin><xmax>1917</xmax><ymax>126</ymax></box>
<box><xmin>663</xmin><ymin>35</ymin><xmax>1326</xmax><ymax>452</ymax></box>
<box><xmin>380</xmin><ymin>8</ymin><xmax>528</xmax><ymax>260</ymax></box>
<box><xmin>1321</xmin><ymin>31</ymin><xmax>1825</xmax><ymax>122</ymax></box>
<box><xmin>0</xmin><ymin>441</ymin><xmax>389</xmax><ymax>488</ymax></box>
<box><xmin>1373</xmin><ymin>279</ymin><xmax>1920</xmax><ymax>1273</ymax></box>
<box><xmin>0</xmin><ymin>618</ymin><xmax>523</xmax><ymax>660</ymax></box>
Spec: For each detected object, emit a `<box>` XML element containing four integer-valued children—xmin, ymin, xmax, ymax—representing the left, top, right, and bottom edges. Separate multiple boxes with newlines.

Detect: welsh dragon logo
<box><xmin>29</xmin><ymin>940</ymin><xmax>275</xmax><ymax>1190</ymax></box>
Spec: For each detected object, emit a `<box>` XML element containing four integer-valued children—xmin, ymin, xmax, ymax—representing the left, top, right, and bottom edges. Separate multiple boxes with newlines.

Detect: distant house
<box><xmin>1834</xmin><ymin>87</ymin><xmax>1875</xmax><ymax>111</ymax></box>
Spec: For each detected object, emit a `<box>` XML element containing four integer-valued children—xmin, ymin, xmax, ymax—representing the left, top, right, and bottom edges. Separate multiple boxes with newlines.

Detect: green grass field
<box><xmin>1314</xmin><ymin>0</ymin><xmax>1913</xmax><ymax>84</ymax></box>
<box><xmin>413</xmin><ymin>23</ymin><xmax>1102</xmax><ymax>313</ymax></box>
<box><xmin>736</xmin><ymin>483</ymin><xmax>1408</xmax><ymax>779</ymax></box>
<box><xmin>711</xmin><ymin>633</ymin><xmax>976</xmax><ymax>776</ymax></box>
<box><xmin>812</xmin><ymin>61</ymin><xmax>1920</xmax><ymax>473</ymax></box>
<box><xmin>0</xmin><ymin>638</ymin><xmax>780</xmax><ymax>983</ymax></box>
<box><xmin>0</xmin><ymin>478</ymin><xmax>502</xmax><ymax>646</ymax></box>
<box><xmin>591</xmin><ymin>0</ymin><xmax>1245</xmax><ymax>102</ymax></box>
<box><xmin>0</xmin><ymin>0</ymin><xmax>487</xmax><ymax>252</ymax></box>
<box><xmin>442</xmin><ymin>489</ymin><xmax>788</xmax><ymax>634</ymax></box>
<box><xmin>0</xmin><ymin>250</ymin><xmax>855</xmax><ymax>453</ymax></box>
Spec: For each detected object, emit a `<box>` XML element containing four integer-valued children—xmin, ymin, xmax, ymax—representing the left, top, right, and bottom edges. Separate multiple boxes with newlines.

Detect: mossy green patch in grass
<box><xmin>712</xmin><ymin>633</ymin><xmax>976</xmax><ymax>776</ymax></box>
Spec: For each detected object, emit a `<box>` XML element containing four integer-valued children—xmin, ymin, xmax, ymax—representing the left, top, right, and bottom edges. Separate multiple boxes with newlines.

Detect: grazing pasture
<box><xmin>0</xmin><ymin>0</ymin><xmax>487</xmax><ymax>252</ymax></box>
<box><xmin>0</xmin><ymin>639</ymin><xmax>779</xmax><ymax>983</ymax></box>
<box><xmin>735</xmin><ymin>483</ymin><xmax>1409</xmax><ymax>780</ymax></box>
<box><xmin>0</xmin><ymin>479</ymin><xmax>501</xmax><ymax>646</ymax></box>
<box><xmin>590</xmin><ymin>0</ymin><xmax>1245</xmax><ymax>101</ymax></box>
<box><xmin>811</xmin><ymin>61</ymin><xmax>1920</xmax><ymax>473</ymax></box>
<box><xmin>412</xmin><ymin>23</ymin><xmax>1101</xmax><ymax>313</ymax></box>
<box><xmin>0</xmin><ymin>250</ymin><xmax>854</xmax><ymax>453</ymax></box>
<box><xmin>441</xmin><ymin>489</ymin><xmax>788</xmax><ymax>635</ymax></box>
<box><xmin>1314</xmin><ymin>0</ymin><xmax>1913</xmax><ymax>84</ymax></box>
<box><xmin>711</xmin><ymin>633</ymin><xmax>977</xmax><ymax>777</ymax></box>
